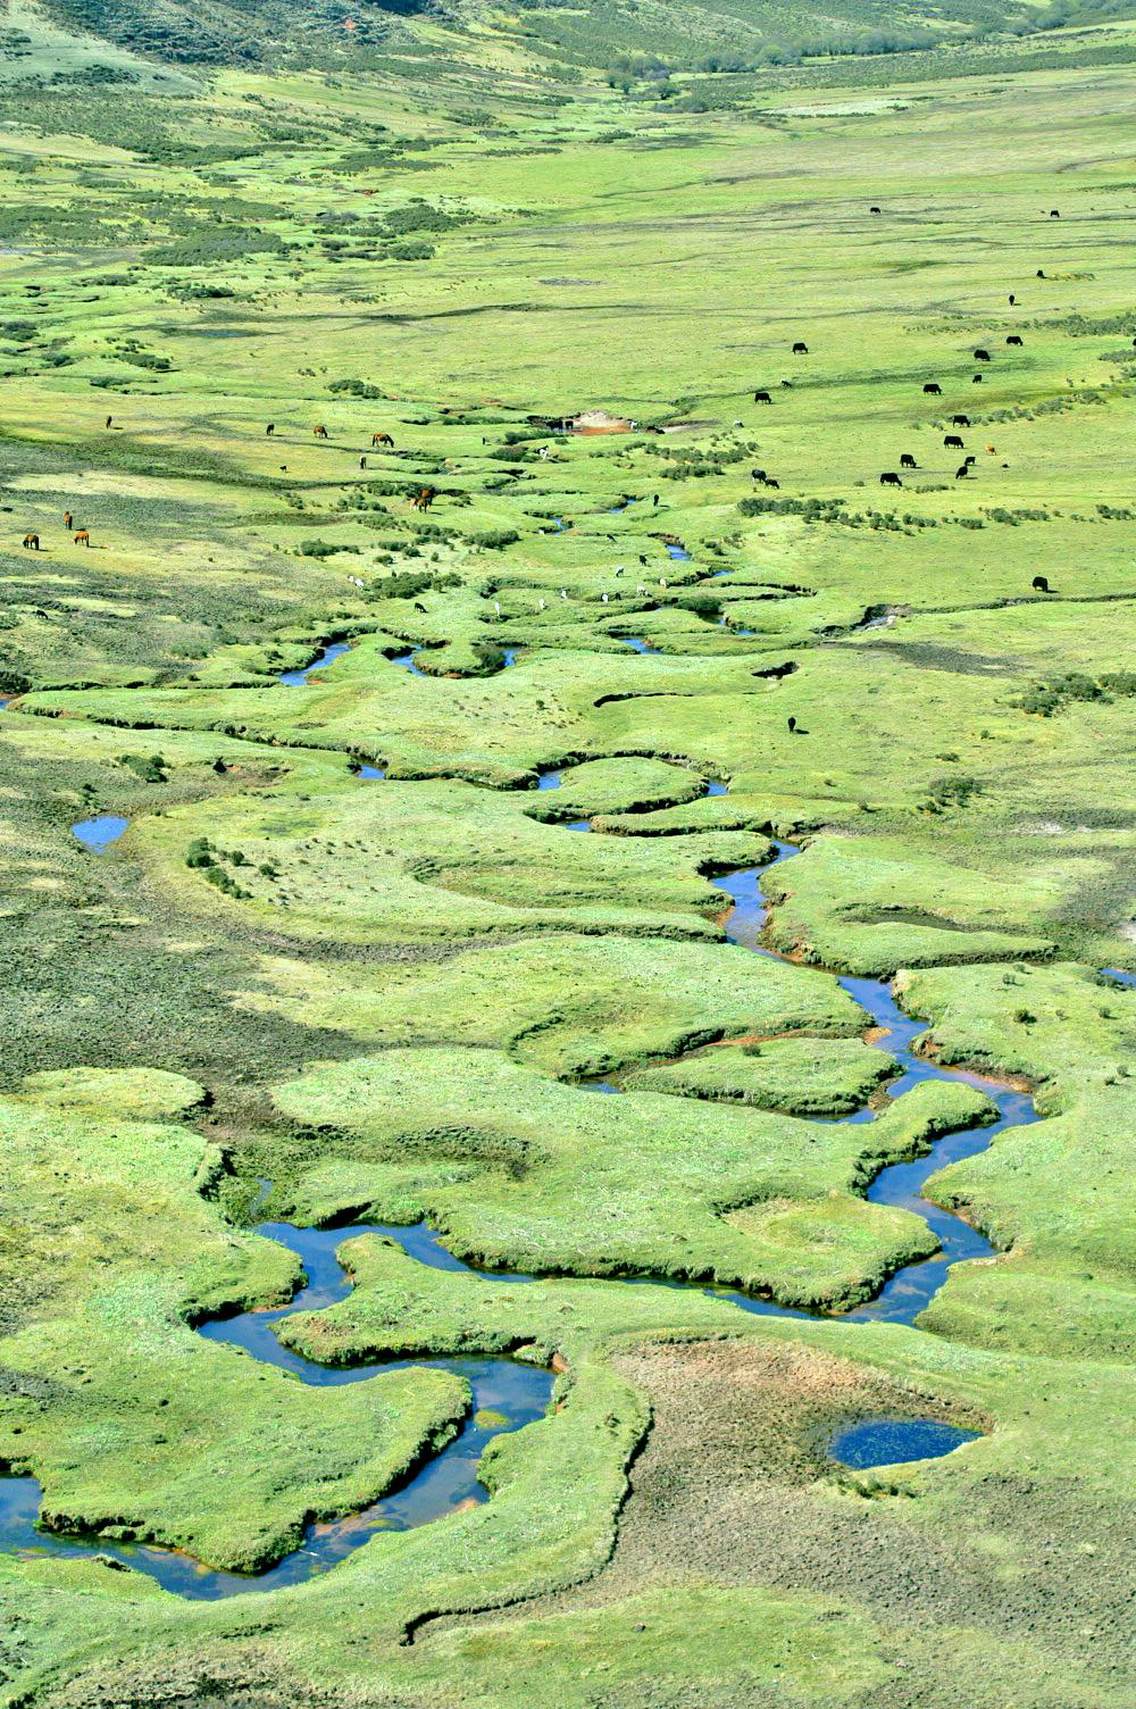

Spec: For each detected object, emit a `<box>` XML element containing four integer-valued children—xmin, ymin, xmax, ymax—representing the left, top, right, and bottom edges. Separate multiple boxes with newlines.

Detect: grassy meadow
<box><xmin>0</xmin><ymin>2</ymin><xmax>1134</xmax><ymax>1705</ymax></box>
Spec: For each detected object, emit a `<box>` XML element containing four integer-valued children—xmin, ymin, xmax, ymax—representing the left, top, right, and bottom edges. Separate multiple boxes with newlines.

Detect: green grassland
<box><xmin>0</xmin><ymin>2</ymin><xmax>1134</xmax><ymax>1705</ymax></box>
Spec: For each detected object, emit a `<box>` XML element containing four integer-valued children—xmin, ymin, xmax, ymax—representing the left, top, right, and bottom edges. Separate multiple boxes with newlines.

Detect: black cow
<box><xmin>1007</xmin><ymin>334</ymin><xmax>1023</xmax><ymax>346</ymax></box>
<box><xmin>880</xmin><ymin>472</ymin><xmax>902</xmax><ymax>487</ymax></box>
<box><xmin>964</xmin><ymin>455</ymin><xmax>976</xmax><ymax>466</ymax></box>
<box><xmin>974</xmin><ymin>348</ymin><xmax>991</xmax><ymax>361</ymax></box>
<box><xmin>944</xmin><ymin>434</ymin><xmax>964</xmax><ymax>450</ymax></box>
<box><xmin>1036</xmin><ymin>269</ymin><xmax>1046</xmax><ymax>278</ymax></box>
<box><xmin>923</xmin><ymin>382</ymin><xmax>942</xmax><ymax>395</ymax></box>
<box><xmin>1032</xmin><ymin>575</ymin><xmax>1050</xmax><ymax>592</ymax></box>
<box><xmin>1008</xmin><ymin>293</ymin><xmax>1016</xmax><ymax>305</ymax></box>
<box><xmin>792</xmin><ymin>341</ymin><xmax>808</xmax><ymax>354</ymax></box>
<box><xmin>780</xmin><ymin>378</ymin><xmax>793</xmax><ymax>388</ymax></box>
<box><xmin>900</xmin><ymin>453</ymin><xmax>917</xmax><ymax>469</ymax></box>
<box><xmin>765</xmin><ymin>478</ymin><xmax>780</xmax><ymax>489</ymax></box>
<box><xmin>266</xmin><ymin>423</ymin><xmax>275</xmax><ymax>436</ymax></box>
<box><xmin>955</xmin><ymin>465</ymin><xmax>969</xmax><ymax>480</ymax></box>
<box><xmin>787</xmin><ymin>716</ymin><xmax>798</xmax><ymax>732</ymax></box>
<box><xmin>952</xmin><ymin>414</ymin><xmax>970</xmax><ymax>426</ymax></box>
<box><xmin>1049</xmin><ymin>209</ymin><xmax>1060</xmax><ymax>217</ymax></box>
<box><xmin>751</xmin><ymin>469</ymin><xmax>767</xmax><ymax>482</ymax></box>
<box><xmin>869</xmin><ymin>205</ymin><xmax>881</xmax><ymax>214</ymax></box>
<box><xmin>754</xmin><ymin>390</ymin><xmax>772</xmax><ymax>404</ymax></box>
<box><xmin>973</xmin><ymin>374</ymin><xmax>984</xmax><ymax>383</ymax></box>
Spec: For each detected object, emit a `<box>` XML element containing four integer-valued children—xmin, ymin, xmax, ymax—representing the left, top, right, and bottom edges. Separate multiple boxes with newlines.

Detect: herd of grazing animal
<box><xmin>22</xmin><ymin>515</ymin><xmax>91</xmax><ymax>550</ymax></box>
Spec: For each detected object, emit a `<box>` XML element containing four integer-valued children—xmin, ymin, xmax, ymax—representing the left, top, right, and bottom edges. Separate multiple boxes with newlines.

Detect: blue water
<box><xmin>358</xmin><ymin>764</ymin><xmax>385</xmax><ymax>780</ymax></box>
<box><xmin>71</xmin><ymin>814</ymin><xmax>129</xmax><ymax>853</ymax></box>
<box><xmin>619</xmin><ymin>637</ymin><xmax>658</xmax><ymax>654</ymax></box>
<box><xmin>537</xmin><ymin>767</ymin><xmax>563</xmax><ymax>790</ymax></box>
<box><xmin>566</xmin><ymin>819</ymin><xmax>592</xmax><ymax>832</ymax></box>
<box><xmin>1101</xmin><ymin>967</ymin><xmax>1136</xmax><ymax>988</ymax></box>
<box><xmin>665</xmin><ymin>543</ymin><xmax>692</xmax><ymax>561</ymax></box>
<box><xmin>278</xmin><ymin>641</ymin><xmax>350</xmax><ymax>687</ymax></box>
<box><xmin>830</xmin><ymin>1418</ymin><xmax>980</xmax><ymax>1469</ymax></box>
<box><xmin>390</xmin><ymin>648</ymin><xmax>427</xmax><ymax>677</ymax></box>
<box><xmin>708</xmin><ymin>842</ymin><xmax>1040</xmax><ymax>1325</ymax></box>
<box><xmin>502</xmin><ymin>648</ymin><xmax>520</xmax><ymax>668</ymax></box>
<box><xmin>706</xmin><ymin>780</ymin><xmax>729</xmax><ymax>797</ymax></box>
<box><xmin>1</xmin><ymin>1221</ymin><xmax>550</xmax><ymax>1599</ymax></box>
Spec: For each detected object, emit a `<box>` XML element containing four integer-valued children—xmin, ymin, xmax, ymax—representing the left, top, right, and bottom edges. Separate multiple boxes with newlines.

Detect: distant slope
<box><xmin>31</xmin><ymin>0</ymin><xmax>1136</xmax><ymax>71</ymax></box>
<box><xmin>37</xmin><ymin>0</ymin><xmax>436</xmax><ymax>66</ymax></box>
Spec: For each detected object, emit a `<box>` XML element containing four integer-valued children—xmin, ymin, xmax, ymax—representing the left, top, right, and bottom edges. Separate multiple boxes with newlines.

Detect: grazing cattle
<box><xmin>780</xmin><ymin>379</ymin><xmax>793</xmax><ymax>388</ymax></box>
<box><xmin>945</xmin><ymin>434</ymin><xmax>964</xmax><ymax>450</ymax></box>
<box><xmin>880</xmin><ymin>471</ymin><xmax>902</xmax><ymax>487</ymax></box>
<box><xmin>413</xmin><ymin>601</ymin><xmax>428</xmax><ymax>613</ymax></box>
<box><xmin>1037</xmin><ymin>269</ymin><xmax>1046</xmax><ymax>278</ymax></box>
<box><xmin>973</xmin><ymin>374</ymin><xmax>984</xmax><ymax>383</ymax></box>
<box><xmin>869</xmin><ymin>205</ymin><xmax>881</xmax><ymax>214</ymax></box>
<box><xmin>900</xmin><ymin>453</ymin><xmax>917</xmax><ymax>469</ymax></box>
<box><xmin>974</xmin><ymin>348</ymin><xmax>991</xmax><ymax>361</ymax></box>
<box><xmin>1049</xmin><ymin>209</ymin><xmax>1060</xmax><ymax>217</ymax></box>
<box><xmin>1032</xmin><ymin>575</ymin><xmax>1050</xmax><ymax>592</ymax></box>
<box><xmin>952</xmin><ymin>414</ymin><xmax>970</xmax><ymax>426</ymax></box>
<box><xmin>22</xmin><ymin>532</ymin><xmax>39</xmax><ymax>550</ymax></box>
<box><xmin>792</xmin><ymin>341</ymin><xmax>808</xmax><ymax>354</ymax></box>
<box><xmin>955</xmin><ymin>465</ymin><xmax>969</xmax><ymax>480</ymax></box>
<box><xmin>964</xmin><ymin>455</ymin><xmax>976</xmax><ymax>466</ymax></box>
<box><xmin>1007</xmin><ymin>334</ymin><xmax>1023</xmax><ymax>346</ymax></box>
<box><xmin>787</xmin><ymin>716</ymin><xmax>797</xmax><ymax>733</ymax></box>
<box><xmin>754</xmin><ymin>390</ymin><xmax>772</xmax><ymax>404</ymax></box>
<box><xmin>105</xmin><ymin>415</ymin><xmax>113</xmax><ymax>429</ymax></box>
<box><xmin>765</xmin><ymin>478</ymin><xmax>780</xmax><ymax>489</ymax></box>
<box><xmin>1008</xmin><ymin>293</ymin><xmax>1016</xmax><ymax>305</ymax></box>
<box><xmin>63</xmin><ymin>511</ymin><xmax>73</xmax><ymax>529</ymax></box>
<box><xmin>359</xmin><ymin>456</ymin><xmax>367</xmax><ymax>471</ymax></box>
<box><xmin>266</xmin><ymin>424</ymin><xmax>275</xmax><ymax>436</ymax></box>
<box><xmin>411</xmin><ymin>486</ymin><xmax>436</xmax><ymax>511</ymax></box>
<box><xmin>74</xmin><ymin>529</ymin><xmax>91</xmax><ymax>545</ymax></box>
<box><xmin>751</xmin><ymin>469</ymin><xmax>767</xmax><ymax>482</ymax></box>
<box><xmin>313</xmin><ymin>425</ymin><xmax>329</xmax><ymax>439</ymax></box>
<box><xmin>986</xmin><ymin>444</ymin><xmax>996</xmax><ymax>454</ymax></box>
<box><xmin>372</xmin><ymin>432</ymin><xmax>394</xmax><ymax>447</ymax></box>
<box><xmin>923</xmin><ymin>382</ymin><xmax>942</xmax><ymax>395</ymax></box>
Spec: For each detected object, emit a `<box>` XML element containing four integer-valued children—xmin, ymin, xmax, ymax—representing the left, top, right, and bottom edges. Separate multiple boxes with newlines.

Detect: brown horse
<box><xmin>410</xmin><ymin>486</ymin><xmax>436</xmax><ymax>511</ymax></box>
<box><xmin>74</xmin><ymin>529</ymin><xmax>91</xmax><ymax>547</ymax></box>
<box><xmin>371</xmin><ymin>431</ymin><xmax>394</xmax><ymax>448</ymax></box>
<box><xmin>313</xmin><ymin>425</ymin><xmax>330</xmax><ymax>440</ymax></box>
<box><xmin>22</xmin><ymin>532</ymin><xmax>39</xmax><ymax>550</ymax></box>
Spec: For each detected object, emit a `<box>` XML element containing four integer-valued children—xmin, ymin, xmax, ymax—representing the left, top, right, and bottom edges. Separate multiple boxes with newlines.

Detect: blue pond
<box><xmin>830</xmin><ymin>1418</ymin><xmax>981</xmax><ymax>1470</ymax></box>
<box><xmin>1101</xmin><ymin>967</ymin><xmax>1136</xmax><ymax>988</ymax></box>
<box><xmin>357</xmin><ymin>763</ymin><xmax>386</xmax><ymax>780</ymax></box>
<box><xmin>278</xmin><ymin>641</ymin><xmax>350</xmax><ymax>687</ymax></box>
<box><xmin>71</xmin><ymin>814</ymin><xmax>129</xmax><ymax>853</ymax></box>
<box><xmin>619</xmin><ymin>636</ymin><xmax>657</xmax><ymax>654</ymax></box>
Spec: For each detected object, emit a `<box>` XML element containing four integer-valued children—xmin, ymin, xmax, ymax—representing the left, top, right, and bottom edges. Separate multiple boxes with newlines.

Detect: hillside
<box><xmin>23</xmin><ymin>0</ymin><xmax>1136</xmax><ymax>72</ymax></box>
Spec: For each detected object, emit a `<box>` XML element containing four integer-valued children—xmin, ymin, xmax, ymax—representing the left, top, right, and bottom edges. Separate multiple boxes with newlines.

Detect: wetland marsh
<box><xmin>0</xmin><ymin>2</ymin><xmax>1134</xmax><ymax>1705</ymax></box>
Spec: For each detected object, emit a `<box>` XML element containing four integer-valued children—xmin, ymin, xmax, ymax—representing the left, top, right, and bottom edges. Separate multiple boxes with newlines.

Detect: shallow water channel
<box><xmin>3</xmin><ymin>826</ymin><xmax>1045</xmax><ymax>1594</ymax></box>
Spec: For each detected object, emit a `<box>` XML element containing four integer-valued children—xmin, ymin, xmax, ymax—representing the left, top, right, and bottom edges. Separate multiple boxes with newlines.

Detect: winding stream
<box><xmin>4</xmin><ymin>805</ymin><xmax>1044</xmax><ymax>1594</ymax></box>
